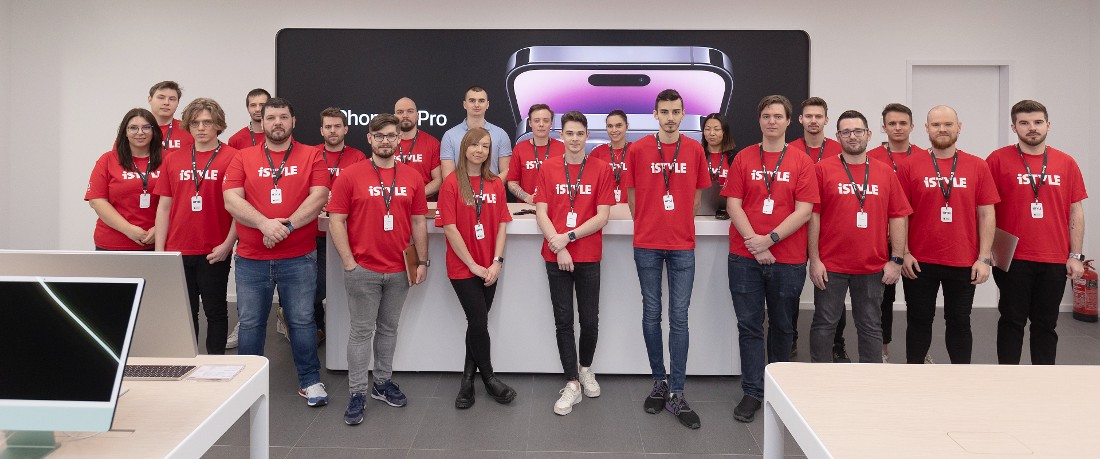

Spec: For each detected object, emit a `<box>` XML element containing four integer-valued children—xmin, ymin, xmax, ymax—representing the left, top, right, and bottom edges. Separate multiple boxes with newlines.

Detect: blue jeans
<box><xmin>727</xmin><ymin>254</ymin><xmax>806</xmax><ymax>400</ymax></box>
<box><xmin>634</xmin><ymin>248</ymin><xmax>694</xmax><ymax>394</ymax></box>
<box><xmin>235</xmin><ymin>252</ymin><xmax>321</xmax><ymax>389</ymax></box>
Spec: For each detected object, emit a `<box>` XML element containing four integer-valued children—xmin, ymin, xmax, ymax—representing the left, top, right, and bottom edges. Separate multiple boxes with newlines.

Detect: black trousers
<box><xmin>546</xmin><ymin>261</ymin><xmax>600</xmax><ymax>381</ymax></box>
<box><xmin>881</xmin><ymin>282</ymin><xmax>896</xmax><ymax>344</ymax></box>
<box><xmin>903</xmin><ymin>263</ymin><xmax>975</xmax><ymax>364</ymax></box>
<box><xmin>314</xmin><ymin>236</ymin><xmax>327</xmax><ymax>330</ymax></box>
<box><xmin>182</xmin><ymin>254</ymin><xmax>232</xmax><ymax>355</ymax></box>
<box><xmin>450</xmin><ymin>277</ymin><xmax>498</xmax><ymax>371</ymax></box>
<box><xmin>993</xmin><ymin>260</ymin><xmax>1067</xmax><ymax>365</ymax></box>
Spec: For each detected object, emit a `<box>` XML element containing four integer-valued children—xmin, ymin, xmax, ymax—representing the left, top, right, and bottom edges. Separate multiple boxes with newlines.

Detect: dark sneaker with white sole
<box><xmin>666</xmin><ymin>393</ymin><xmax>701</xmax><ymax>429</ymax></box>
<box><xmin>344</xmin><ymin>392</ymin><xmax>365</xmax><ymax>425</ymax></box>
<box><xmin>371</xmin><ymin>379</ymin><xmax>408</xmax><ymax>407</ymax></box>
<box><xmin>643</xmin><ymin>379</ymin><xmax>668</xmax><ymax>414</ymax></box>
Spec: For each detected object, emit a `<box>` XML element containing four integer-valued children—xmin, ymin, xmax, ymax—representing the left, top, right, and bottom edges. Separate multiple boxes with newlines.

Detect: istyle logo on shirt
<box><xmin>164</xmin><ymin>139</ymin><xmax>183</xmax><ymax>150</ymax></box>
<box><xmin>554</xmin><ymin>183</ymin><xmax>593</xmax><ymax>195</ymax></box>
<box><xmin>179</xmin><ymin>169</ymin><xmax>219</xmax><ymax>180</ymax></box>
<box><xmin>709</xmin><ymin>167</ymin><xmax>728</xmax><ymax>178</ymax></box>
<box><xmin>476</xmin><ymin>193</ymin><xmax>498</xmax><ymax>203</ymax></box>
<box><xmin>257</xmin><ymin>166</ymin><xmax>299</xmax><ymax>177</ymax></box>
<box><xmin>368</xmin><ymin>186</ymin><xmax>409</xmax><ymax>197</ymax></box>
<box><xmin>399</xmin><ymin>155</ymin><xmax>424</xmax><ymax>163</ymax></box>
<box><xmin>525</xmin><ymin>160</ymin><xmax>541</xmax><ymax>170</ymax></box>
<box><xmin>750</xmin><ymin>170</ymin><xmax>790</xmax><ymax>182</ymax></box>
<box><xmin>649</xmin><ymin>162</ymin><xmax>688</xmax><ymax>174</ymax></box>
<box><xmin>328</xmin><ymin>167</ymin><xmax>341</xmax><ymax>177</ymax></box>
<box><xmin>121</xmin><ymin>170</ymin><xmax>161</xmax><ymax>180</ymax></box>
<box><xmin>610</xmin><ymin>162</ymin><xmax>628</xmax><ymax>172</ymax></box>
<box><xmin>923</xmin><ymin>176</ymin><xmax>967</xmax><ymax>188</ymax></box>
<box><xmin>1017</xmin><ymin>173</ymin><xmax>1061</xmax><ymax>186</ymax></box>
<box><xmin>836</xmin><ymin>183</ymin><xmax>880</xmax><ymax>195</ymax></box>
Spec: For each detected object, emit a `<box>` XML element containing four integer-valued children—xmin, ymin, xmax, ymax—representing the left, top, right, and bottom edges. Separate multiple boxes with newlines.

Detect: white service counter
<box><xmin>322</xmin><ymin>203</ymin><xmax>741</xmax><ymax>375</ymax></box>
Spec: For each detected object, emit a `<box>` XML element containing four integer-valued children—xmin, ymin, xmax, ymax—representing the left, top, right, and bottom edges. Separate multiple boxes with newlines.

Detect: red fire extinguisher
<box><xmin>1073</xmin><ymin>260</ymin><xmax>1097</xmax><ymax>322</ymax></box>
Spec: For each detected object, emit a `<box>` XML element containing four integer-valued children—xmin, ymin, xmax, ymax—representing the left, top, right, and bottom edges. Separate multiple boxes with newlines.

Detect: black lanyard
<box><xmin>758</xmin><ymin>143</ymin><xmax>788</xmax><ymax>198</ymax></box>
<box><xmin>930</xmin><ymin>150</ymin><xmax>959</xmax><ymax>205</ymax></box>
<box><xmin>163</xmin><ymin>122</ymin><xmax>174</xmax><ymax>147</ymax></box>
<box><xmin>563</xmin><ymin>154</ymin><xmax>589</xmax><ymax>212</ymax></box>
<box><xmin>398</xmin><ymin>131</ymin><xmax>419</xmax><ymax>163</ymax></box>
<box><xmin>249</xmin><ymin>125</ymin><xmax>259</xmax><ymax>146</ymax></box>
<box><xmin>806</xmin><ymin>141</ymin><xmax>824</xmax><ymax>162</ymax></box>
<box><xmin>131</xmin><ymin>156</ymin><xmax>152</xmax><ymax>193</ymax></box>
<box><xmin>708</xmin><ymin>152</ymin><xmax>725</xmax><ymax>182</ymax></box>
<box><xmin>532</xmin><ymin>139</ymin><xmax>550</xmax><ymax>170</ymax></box>
<box><xmin>1016</xmin><ymin>144</ymin><xmax>1048</xmax><ymax>203</ymax></box>
<box><xmin>190</xmin><ymin>143</ymin><xmax>222</xmax><ymax>195</ymax></box>
<box><xmin>264</xmin><ymin>143</ymin><xmax>293</xmax><ymax>188</ymax></box>
<box><xmin>323</xmin><ymin>146</ymin><xmax>345</xmax><ymax>181</ymax></box>
<box><xmin>885</xmin><ymin>145</ymin><xmax>912</xmax><ymax>172</ymax></box>
<box><xmin>608</xmin><ymin>142</ymin><xmax>629</xmax><ymax>185</ymax></box>
<box><xmin>473</xmin><ymin>176</ymin><xmax>485</xmax><ymax>223</ymax></box>
<box><xmin>839</xmin><ymin>155</ymin><xmax>870</xmax><ymax>210</ymax></box>
<box><xmin>655</xmin><ymin>134</ymin><xmax>682</xmax><ymax>194</ymax></box>
<box><xmin>370</xmin><ymin>159</ymin><xmax>398</xmax><ymax>214</ymax></box>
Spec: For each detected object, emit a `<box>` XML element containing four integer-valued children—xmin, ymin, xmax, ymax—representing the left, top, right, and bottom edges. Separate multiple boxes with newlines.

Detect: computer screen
<box><xmin>0</xmin><ymin>276</ymin><xmax>143</xmax><ymax>432</ymax></box>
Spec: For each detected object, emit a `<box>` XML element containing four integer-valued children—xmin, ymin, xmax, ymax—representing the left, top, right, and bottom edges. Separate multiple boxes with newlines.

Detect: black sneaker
<box><xmin>666</xmin><ymin>393</ymin><xmax>701</xmax><ymax>429</ymax></box>
<box><xmin>790</xmin><ymin>338</ymin><xmax>799</xmax><ymax>359</ymax></box>
<box><xmin>643</xmin><ymin>379</ymin><xmax>668</xmax><ymax>414</ymax></box>
<box><xmin>833</xmin><ymin>347</ymin><xmax>851</xmax><ymax>363</ymax></box>
<box><xmin>733</xmin><ymin>395</ymin><xmax>761</xmax><ymax>423</ymax></box>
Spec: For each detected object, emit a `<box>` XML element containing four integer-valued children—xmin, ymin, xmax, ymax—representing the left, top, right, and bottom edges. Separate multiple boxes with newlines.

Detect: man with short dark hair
<box><xmin>228</xmin><ymin>88</ymin><xmax>271</xmax><ymax>151</ymax></box>
<box><xmin>440</xmin><ymin>86</ymin><xmax>512</xmax><ymax>177</ymax></box>
<box><xmin>223</xmin><ymin>97</ymin><xmax>330</xmax><ymax>407</ymax></box>
<box><xmin>394</xmin><ymin>97</ymin><xmax>443</xmax><ymax>198</ymax></box>
<box><xmin>623</xmin><ymin>89</ymin><xmax>710</xmax><ymax>429</ymax></box>
<box><xmin>808</xmin><ymin>110</ymin><xmax>911</xmax><ymax>364</ymax></box>
<box><xmin>508</xmin><ymin>104</ymin><xmax>565</xmax><ymax>204</ymax></box>
<box><xmin>987</xmin><ymin>99</ymin><xmax>1087</xmax><ymax>365</ymax></box>
<box><xmin>147</xmin><ymin>80</ymin><xmax>193</xmax><ymax>152</ymax></box>
<box><xmin>327</xmin><ymin>113</ymin><xmax>429</xmax><ymax>425</ymax></box>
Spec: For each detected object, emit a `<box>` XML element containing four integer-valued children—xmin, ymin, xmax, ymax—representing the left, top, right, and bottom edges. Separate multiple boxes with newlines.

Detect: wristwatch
<box><xmin>1069</xmin><ymin>253</ymin><xmax>1086</xmax><ymax>261</ymax></box>
<box><xmin>769</xmin><ymin>232</ymin><xmax>780</xmax><ymax>243</ymax></box>
<box><xmin>493</xmin><ymin>256</ymin><xmax>505</xmax><ymax>264</ymax></box>
<box><xmin>980</xmin><ymin>257</ymin><xmax>993</xmax><ymax>265</ymax></box>
<box><xmin>417</xmin><ymin>259</ymin><xmax>430</xmax><ymax>267</ymax></box>
<box><xmin>890</xmin><ymin>256</ymin><xmax>904</xmax><ymax>265</ymax></box>
<box><xmin>568</xmin><ymin>231</ymin><xmax>577</xmax><ymax>242</ymax></box>
<box><xmin>284</xmin><ymin>221</ymin><xmax>295</xmax><ymax>232</ymax></box>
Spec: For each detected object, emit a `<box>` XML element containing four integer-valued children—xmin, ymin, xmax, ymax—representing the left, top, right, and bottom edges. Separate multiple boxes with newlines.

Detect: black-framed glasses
<box><xmin>838</xmin><ymin>129</ymin><xmax>870</xmax><ymax>138</ymax></box>
<box><xmin>126</xmin><ymin>124</ymin><xmax>154</xmax><ymax>134</ymax></box>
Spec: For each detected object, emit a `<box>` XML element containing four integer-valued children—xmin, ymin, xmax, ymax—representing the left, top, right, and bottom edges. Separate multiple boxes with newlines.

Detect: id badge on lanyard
<box><xmin>940</xmin><ymin>206</ymin><xmax>953</xmax><ymax>223</ymax></box>
<box><xmin>856</xmin><ymin>211</ymin><xmax>868</xmax><ymax>228</ymax></box>
<box><xmin>139</xmin><ymin>192</ymin><xmax>151</xmax><ymax>209</ymax></box>
<box><xmin>474</xmin><ymin>223</ymin><xmax>485</xmax><ymax>240</ymax></box>
<box><xmin>191</xmin><ymin>195</ymin><xmax>203</xmax><ymax>212</ymax></box>
<box><xmin>270</xmin><ymin>188</ymin><xmax>282</xmax><ymax>204</ymax></box>
<box><xmin>1031</xmin><ymin>202</ymin><xmax>1044</xmax><ymax>219</ymax></box>
<box><xmin>762</xmin><ymin>198</ymin><xmax>775</xmax><ymax>215</ymax></box>
<box><xmin>663</xmin><ymin>193</ymin><xmax>675</xmax><ymax>211</ymax></box>
<box><xmin>383</xmin><ymin>214</ymin><xmax>394</xmax><ymax>231</ymax></box>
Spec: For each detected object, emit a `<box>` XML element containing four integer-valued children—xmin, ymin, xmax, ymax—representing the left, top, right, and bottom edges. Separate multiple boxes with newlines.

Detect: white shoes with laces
<box><xmin>578</xmin><ymin>366</ymin><xmax>601</xmax><ymax>397</ymax></box>
<box><xmin>553</xmin><ymin>382</ymin><xmax>582</xmax><ymax>415</ymax></box>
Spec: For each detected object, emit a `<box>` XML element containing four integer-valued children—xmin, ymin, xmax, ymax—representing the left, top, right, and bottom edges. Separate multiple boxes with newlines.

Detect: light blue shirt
<box><xmin>440</xmin><ymin>119</ymin><xmax>513</xmax><ymax>174</ymax></box>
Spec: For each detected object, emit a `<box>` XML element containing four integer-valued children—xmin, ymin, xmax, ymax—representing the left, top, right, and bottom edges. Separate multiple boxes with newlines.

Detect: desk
<box><xmin>763</xmin><ymin>362</ymin><xmax>1100</xmax><ymax>458</ymax></box>
<box><xmin>321</xmin><ymin>203</ymin><xmax>741</xmax><ymax>374</ymax></box>
<box><xmin>37</xmin><ymin>355</ymin><xmax>269</xmax><ymax>458</ymax></box>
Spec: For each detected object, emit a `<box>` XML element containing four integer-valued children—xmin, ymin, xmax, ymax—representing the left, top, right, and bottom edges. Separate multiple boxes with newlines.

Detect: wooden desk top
<box><xmin>766</xmin><ymin>363</ymin><xmax>1100</xmax><ymax>458</ymax></box>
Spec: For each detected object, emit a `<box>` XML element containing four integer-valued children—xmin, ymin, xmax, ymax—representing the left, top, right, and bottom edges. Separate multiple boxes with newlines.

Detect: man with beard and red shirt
<box><xmin>394</xmin><ymin>97</ymin><xmax>442</xmax><ymax>199</ymax></box>
<box><xmin>897</xmin><ymin>105</ymin><xmax>999</xmax><ymax>365</ymax></box>
<box><xmin>987</xmin><ymin>99</ymin><xmax>1087</xmax><ymax>365</ymax></box>
<box><xmin>223</xmin><ymin>97</ymin><xmax>330</xmax><ymax>407</ymax></box>
<box><xmin>866</xmin><ymin>103</ymin><xmax>927</xmax><ymax>362</ymax></box>
<box><xmin>154</xmin><ymin>98</ymin><xmax>239</xmax><ymax>355</ymax></box>
<box><xmin>534</xmin><ymin>111</ymin><xmax>615</xmax><ymax>416</ymax></box>
<box><xmin>788</xmin><ymin>97</ymin><xmax>847</xmax><ymax>361</ymax></box>
<box><xmin>147</xmin><ymin>80</ymin><xmax>193</xmax><ymax>152</ymax></box>
<box><xmin>328</xmin><ymin>113</ymin><xmax>429</xmax><ymax>424</ymax></box>
<box><xmin>588</xmin><ymin>110</ymin><xmax>631</xmax><ymax>204</ymax></box>
<box><xmin>808</xmin><ymin>110</ymin><xmax>911</xmax><ymax>364</ymax></box>
<box><xmin>228</xmin><ymin>88</ymin><xmax>270</xmax><ymax>151</ymax></box>
<box><xmin>507</xmin><ymin>104</ymin><xmax>565</xmax><ymax>204</ymax></box>
<box><xmin>622</xmin><ymin>89</ymin><xmax>710</xmax><ymax>430</ymax></box>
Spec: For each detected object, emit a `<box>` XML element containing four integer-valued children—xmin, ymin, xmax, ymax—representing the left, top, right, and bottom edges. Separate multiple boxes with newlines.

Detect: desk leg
<box><xmin>249</xmin><ymin>394</ymin><xmax>269</xmax><ymax>459</ymax></box>
<box><xmin>763</xmin><ymin>400</ymin><xmax>786</xmax><ymax>459</ymax></box>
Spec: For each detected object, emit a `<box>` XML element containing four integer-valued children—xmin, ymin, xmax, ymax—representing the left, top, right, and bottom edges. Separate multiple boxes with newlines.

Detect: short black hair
<box><xmin>836</xmin><ymin>110</ymin><xmax>868</xmax><ymax>130</ymax></box>
<box><xmin>261</xmin><ymin>97</ymin><xmax>294</xmax><ymax>118</ymax></box>
<box><xmin>653</xmin><ymin>89</ymin><xmax>683</xmax><ymax>110</ymax></box>
<box><xmin>561</xmin><ymin>111</ymin><xmax>588</xmax><ymax>129</ymax></box>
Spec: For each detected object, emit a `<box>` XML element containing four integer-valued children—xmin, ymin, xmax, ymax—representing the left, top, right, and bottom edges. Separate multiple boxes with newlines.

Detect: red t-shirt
<box><xmin>789</xmin><ymin>137</ymin><xmax>842</xmax><ymax>164</ymax></box>
<box><xmin>505</xmin><ymin>138</ymin><xmax>565</xmax><ymax>196</ymax></box>
<box><xmin>85</xmin><ymin>152</ymin><xmax>163</xmax><ymax>250</ymax></box>
<box><xmin>223</xmin><ymin>141</ymin><xmax>330</xmax><ymax>260</ymax></box>
<box><xmin>706</xmin><ymin>151</ymin><xmax>734</xmax><ymax>187</ymax></box>
<box><xmin>228</xmin><ymin>126</ymin><xmax>265</xmax><ymax>151</ymax></box>
<box><xmin>327</xmin><ymin>160</ymin><xmax>427</xmax><ymax>274</ymax></box>
<box><xmin>436</xmin><ymin>174</ymin><xmax>512</xmax><ymax>279</ymax></box>
<box><xmin>987</xmin><ymin>145</ymin><xmax>1087</xmax><ymax>264</ymax></box>
<box><xmin>160</xmin><ymin>119</ymin><xmax>193</xmax><ymax>153</ymax></box>
<box><xmin>813</xmin><ymin>156</ymin><xmax>913</xmax><ymax>274</ymax></box>
<box><xmin>622</xmin><ymin>134</ymin><xmax>710</xmax><ymax>250</ymax></box>
<box><xmin>896</xmin><ymin>150</ymin><xmax>1001</xmax><ymax>267</ymax></box>
<box><xmin>396</xmin><ymin>130</ymin><xmax>442</xmax><ymax>187</ymax></box>
<box><xmin>868</xmin><ymin>144</ymin><xmax>927</xmax><ymax>173</ymax></box>
<box><xmin>721</xmin><ymin>143</ymin><xmax>820</xmax><ymax>264</ymax></box>
<box><xmin>152</xmin><ymin>144</ymin><xmax>240</xmax><ymax>255</ymax></box>
<box><xmin>588</xmin><ymin>142</ymin><xmax>631</xmax><ymax>204</ymax></box>
<box><xmin>314</xmin><ymin>144</ymin><xmax>367</xmax><ymax>236</ymax></box>
<box><xmin>534</xmin><ymin>156</ymin><xmax>617</xmax><ymax>262</ymax></box>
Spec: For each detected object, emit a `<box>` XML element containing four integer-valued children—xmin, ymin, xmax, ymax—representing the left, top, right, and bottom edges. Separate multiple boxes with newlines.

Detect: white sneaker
<box><xmin>298</xmin><ymin>382</ymin><xmax>329</xmax><ymax>407</ymax></box>
<box><xmin>275</xmin><ymin>307</ymin><xmax>289</xmax><ymax>341</ymax></box>
<box><xmin>882</xmin><ymin>354</ymin><xmax>889</xmax><ymax>363</ymax></box>
<box><xmin>553</xmin><ymin>382</ymin><xmax>582</xmax><ymax>415</ymax></box>
<box><xmin>226</xmin><ymin>323</ymin><xmax>240</xmax><ymax>349</ymax></box>
<box><xmin>578</xmin><ymin>366</ymin><xmax>601</xmax><ymax>397</ymax></box>
<box><xmin>924</xmin><ymin>354</ymin><xmax>935</xmax><ymax>364</ymax></box>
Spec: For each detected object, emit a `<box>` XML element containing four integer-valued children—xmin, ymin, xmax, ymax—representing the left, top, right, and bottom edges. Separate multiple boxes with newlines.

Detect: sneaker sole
<box><xmin>344</xmin><ymin>414</ymin><xmax>363</xmax><ymax>425</ymax></box>
<box><xmin>733</xmin><ymin>412</ymin><xmax>755</xmax><ymax>423</ymax></box>
<box><xmin>370</xmin><ymin>392</ymin><xmax>407</xmax><ymax>407</ymax></box>
<box><xmin>306</xmin><ymin>399</ymin><xmax>328</xmax><ymax>407</ymax></box>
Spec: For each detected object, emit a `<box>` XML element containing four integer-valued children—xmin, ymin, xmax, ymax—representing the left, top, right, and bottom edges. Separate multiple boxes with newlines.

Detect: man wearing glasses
<box><xmin>394</xmin><ymin>97</ymin><xmax>443</xmax><ymax>199</ymax></box>
<box><xmin>327</xmin><ymin>114</ymin><xmax>429</xmax><ymax>425</ymax></box>
<box><xmin>807</xmin><ymin>110</ymin><xmax>911</xmax><ymax>364</ymax></box>
<box><xmin>440</xmin><ymin>86</ymin><xmax>512</xmax><ymax>178</ymax></box>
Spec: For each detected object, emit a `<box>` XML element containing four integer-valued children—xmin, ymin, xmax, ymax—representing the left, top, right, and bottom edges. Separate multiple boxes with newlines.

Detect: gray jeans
<box><xmin>344</xmin><ymin>265</ymin><xmax>410</xmax><ymax>393</ymax></box>
<box><xmin>810</xmin><ymin>271</ymin><xmax>884</xmax><ymax>363</ymax></box>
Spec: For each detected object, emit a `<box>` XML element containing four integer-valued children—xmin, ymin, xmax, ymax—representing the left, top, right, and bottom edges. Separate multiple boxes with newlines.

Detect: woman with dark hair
<box><xmin>437</xmin><ymin>127</ymin><xmax>517</xmax><ymax>409</ymax></box>
<box><xmin>85</xmin><ymin>108</ymin><xmax>165</xmax><ymax>250</ymax></box>
<box><xmin>702</xmin><ymin>113</ymin><xmax>737</xmax><ymax>219</ymax></box>
<box><xmin>588</xmin><ymin>109</ymin><xmax>631</xmax><ymax>204</ymax></box>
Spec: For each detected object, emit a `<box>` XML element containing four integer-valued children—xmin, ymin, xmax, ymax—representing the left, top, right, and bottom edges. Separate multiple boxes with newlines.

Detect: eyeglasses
<box><xmin>126</xmin><ymin>124</ymin><xmax>154</xmax><ymax>134</ymax></box>
<box><xmin>838</xmin><ymin>129</ymin><xmax>870</xmax><ymax>138</ymax></box>
<box><xmin>371</xmin><ymin>133</ymin><xmax>399</xmax><ymax>142</ymax></box>
<box><xmin>189</xmin><ymin>119</ymin><xmax>215</xmax><ymax>128</ymax></box>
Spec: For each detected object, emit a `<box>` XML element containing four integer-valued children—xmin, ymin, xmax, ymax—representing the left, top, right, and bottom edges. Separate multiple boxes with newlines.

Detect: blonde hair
<box><xmin>456</xmin><ymin>128</ymin><xmax>498</xmax><ymax>205</ymax></box>
<box><xmin>181</xmin><ymin>98</ymin><xmax>227</xmax><ymax>135</ymax></box>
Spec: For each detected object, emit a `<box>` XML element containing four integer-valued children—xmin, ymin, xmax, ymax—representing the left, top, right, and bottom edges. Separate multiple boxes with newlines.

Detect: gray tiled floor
<box><xmin>201</xmin><ymin>308</ymin><xmax>1100</xmax><ymax>458</ymax></box>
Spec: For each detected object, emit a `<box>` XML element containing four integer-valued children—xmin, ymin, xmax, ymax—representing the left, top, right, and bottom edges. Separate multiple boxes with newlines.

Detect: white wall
<box><xmin>0</xmin><ymin>1</ymin><xmax>11</xmax><ymax>247</ymax></box>
<box><xmin>3</xmin><ymin>0</ymin><xmax>1098</xmax><ymax>309</ymax></box>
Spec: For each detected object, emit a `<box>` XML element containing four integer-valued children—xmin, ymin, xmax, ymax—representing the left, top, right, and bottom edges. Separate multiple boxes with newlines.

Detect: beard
<box><xmin>265</xmin><ymin>127</ymin><xmax>290</xmax><ymax>143</ymax></box>
<box><xmin>1018</xmin><ymin>131</ymin><xmax>1047</xmax><ymax>147</ymax></box>
<box><xmin>399</xmin><ymin>120</ymin><xmax>415</xmax><ymax>132</ymax></box>
<box><xmin>929</xmin><ymin>131</ymin><xmax>958</xmax><ymax>150</ymax></box>
<box><xmin>372</xmin><ymin>146</ymin><xmax>395</xmax><ymax>158</ymax></box>
<box><xmin>842</xmin><ymin>142</ymin><xmax>866</xmax><ymax>155</ymax></box>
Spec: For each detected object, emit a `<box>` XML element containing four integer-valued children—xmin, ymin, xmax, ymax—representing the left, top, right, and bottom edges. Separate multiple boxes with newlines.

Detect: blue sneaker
<box><xmin>297</xmin><ymin>382</ymin><xmax>328</xmax><ymax>407</ymax></box>
<box><xmin>370</xmin><ymin>379</ymin><xmax>408</xmax><ymax>407</ymax></box>
<box><xmin>344</xmin><ymin>392</ymin><xmax>365</xmax><ymax>425</ymax></box>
